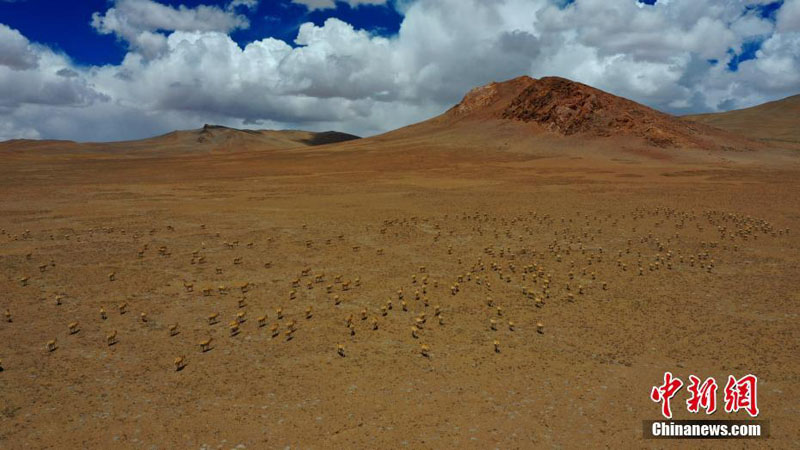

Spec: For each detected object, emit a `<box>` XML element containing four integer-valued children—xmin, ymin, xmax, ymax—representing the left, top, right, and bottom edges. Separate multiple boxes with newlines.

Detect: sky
<box><xmin>0</xmin><ymin>0</ymin><xmax>798</xmax><ymax>142</ymax></box>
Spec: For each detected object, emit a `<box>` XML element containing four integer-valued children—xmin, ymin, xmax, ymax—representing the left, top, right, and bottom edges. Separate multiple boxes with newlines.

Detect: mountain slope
<box><xmin>684</xmin><ymin>95</ymin><xmax>800</xmax><ymax>145</ymax></box>
<box><xmin>446</xmin><ymin>76</ymin><xmax>757</xmax><ymax>149</ymax></box>
<box><xmin>2</xmin><ymin>76</ymin><xmax>783</xmax><ymax>164</ymax></box>
<box><xmin>366</xmin><ymin>76</ymin><xmax>761</xmax><ymax>158</ymax></box>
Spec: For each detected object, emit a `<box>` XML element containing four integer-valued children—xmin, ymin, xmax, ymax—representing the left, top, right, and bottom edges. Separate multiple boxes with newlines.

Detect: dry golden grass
<box><xmin>1</xmin><ymin>106</ymin><xmax>799</xmax><ymax>447</ymax></box>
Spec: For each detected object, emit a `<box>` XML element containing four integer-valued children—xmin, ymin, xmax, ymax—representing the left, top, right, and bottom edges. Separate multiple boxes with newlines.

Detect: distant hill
<box><xmin>684</xmin><ymin>95</ymin><xmax>800</xmax><ymax>146</ymax></box>
<box><xmin>364</xmin><ymin>76</ymin><xmax>761</xmax><ymax>158</ymax></box>
<box><xmin>444</xmin><ymin>76</ymin><xmax>719</xmax><ymax>148</ymax></box>
<box><xmin>0</xmin><ymin>125</ymin><xmax>360</xmax><ymax>155</ymax></box>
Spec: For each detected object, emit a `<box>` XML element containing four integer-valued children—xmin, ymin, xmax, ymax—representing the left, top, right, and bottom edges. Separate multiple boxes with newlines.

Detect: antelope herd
<box><xmin>0</xmin><ymin>207</ymin><xmax>789</xmax><ymax>375</ymax></box>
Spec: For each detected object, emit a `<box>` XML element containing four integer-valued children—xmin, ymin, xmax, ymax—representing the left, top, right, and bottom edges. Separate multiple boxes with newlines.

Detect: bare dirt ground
<box><xmin>3</xmin><ymin>74</ymin><xmax>800</xmax><ymax>449</ymax></box>
<box><xmin>1</xmin><ymin>133</ymin><xmax>798</xmax><ymax>449</ymax></box>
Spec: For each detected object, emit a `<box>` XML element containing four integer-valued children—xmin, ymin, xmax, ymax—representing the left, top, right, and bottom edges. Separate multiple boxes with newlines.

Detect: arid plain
<box><xmin>1</xmin><ymin>77</ymin><xmax>799</xmax><ymax>448</ymax></box>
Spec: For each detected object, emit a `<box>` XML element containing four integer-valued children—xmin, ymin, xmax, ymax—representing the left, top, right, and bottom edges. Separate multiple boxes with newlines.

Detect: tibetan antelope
<box><xmin>199</xmin><ymin>337</ymin><xmax>213</xmax><ymax>352</ymax></box>
<box><xmin>537</xmin><ymin>322</ymin><xmax>544</xmax><ymax>334</ymax></box>
<box><xmin>229</xmin><ymin>321</ymin><xmax>240</xmax><ymax>336</ymax></box>
<box><xmin>68</xmin><ymin>321</ymin><xmax>79</xmax><ymax>334</ymax></box>
<box><xmin>4</xmin><ymin>309</ymin><xmax>10</xmax><ymax>323</ymax></box>
<box><xmin>169</xmin><ymin>324</ymin><xmax>179</xmax><ymax>336</ymax></box>
<box><xmin>46</xmin><ymin>339</ymin><xmax>57</xmax><ymax>352</ymax></box>
<box><xmin>270</xmin><ymin>323</ymin><xmax>280</xmax><ymax>337</ymax></box>
<box><xmin>494</xmin><ymin>339</ymin><xmax>500</xmax><ymax>353</ymax></box>
<box><xmin>236</xmin><ymin>311</ymin><xmax>246</xmax><ymax>324</ymax></box>
<box><xmin>118</xmin><ymin>303</ymin><xmax>127</xmax><ymax>315</ymax></box>
<box><xmin>305</xmin><ymin>306</ymin><xmax>313</xmax><ymax>319</ymax></box>
<box><xmin>208</xmin><ymin>312</ymin><xmax>219</xmax><ymax>325</ymax></box>
<box><xmin>174</xmin><ymin>355</ymin><xmax>186</xmax><ymax>371</ymax></box>
<box><xmin>276</xmin><ymin>307</ymin><xmax>283</xmax><ymax>319</ymax></box>
<box><xmin>140</xmin><ymin>312</ymin><xmax>148</xmax><ymax>323</ymax></box>
<box><xmin>257</xmin><ymin>315</ymin><xmax>267</xmax><ymax>327</ymax></box>
<box><xmin>107</xmin><ymin>330</ymin><xmax>117</xmax><ymax>346</ymax></box>
<box><xmin>420</xmin><ymin>344</ymin><xmax>430</xmax><ymax>357</ymax></box>
<box><xmin>108</xmin><ymin>272</ymin><xmax>115</xmax><ymax>281</ymax></box>
<box><xmin>337</xmin><ymin>344</ymin><xmax>345</xmax><ymax>357</ymax></box>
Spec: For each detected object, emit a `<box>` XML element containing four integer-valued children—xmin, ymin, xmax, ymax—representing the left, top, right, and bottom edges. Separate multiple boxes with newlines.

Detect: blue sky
<box><xmin>0</xmin><ymin>0</ymin><xmax>403</xmax><ymax>65</ymax></box>
<box><xmin>0</xmin><ymin>0</ymin><xmax>798</xmax><ymax>141</ymax></box>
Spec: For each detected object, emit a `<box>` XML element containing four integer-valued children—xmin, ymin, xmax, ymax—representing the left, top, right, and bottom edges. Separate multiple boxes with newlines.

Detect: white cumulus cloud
<box><xmin>777</xmin><ymin>0</ymin><xmax>800</xmax><ymax>32</ymax></box>
<box><xmin>91</xmin><ymin>0</ymin><xmax>251</xmax><ymax>58</ymax></box>
<box><xmin>292</xmin><ymin>0</ymin><xmax>388</xmax><ymax>11</ymax></box>
<box><xmin>0</xmin><ymin>24</ymin><xmax>39</xmax><ymax>70</ymax></box>
<box><xmin>0</xmin><ymin>0</ymin><xmax>798</xmax><ymax>142</ymax></box>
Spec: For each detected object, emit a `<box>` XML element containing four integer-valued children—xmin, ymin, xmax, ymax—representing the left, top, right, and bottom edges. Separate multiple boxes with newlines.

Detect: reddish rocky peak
<box><xmin>448</xmin><ymin>76</ymin><xmax>716</xmax><ymax>148</ymax></box>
